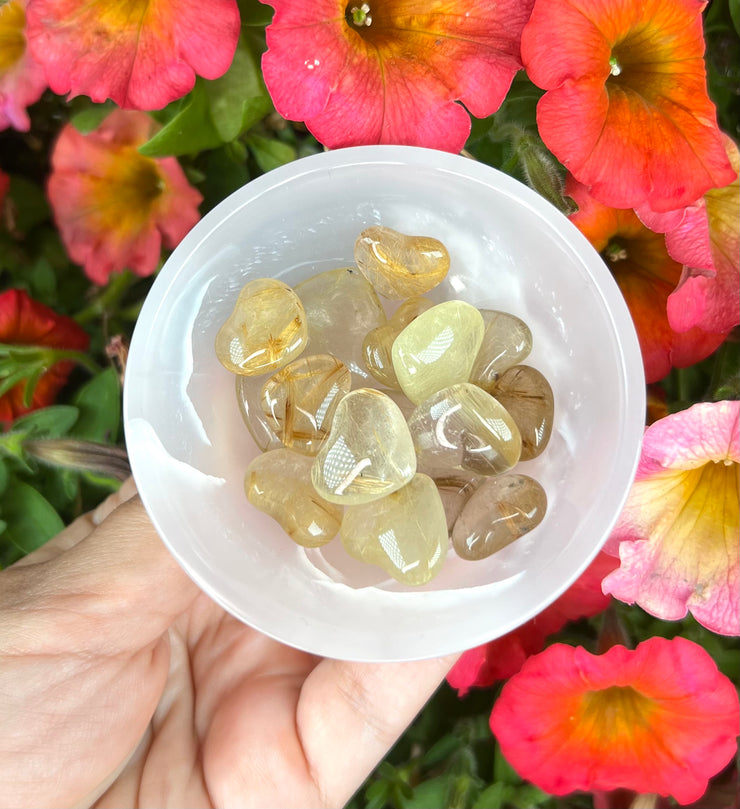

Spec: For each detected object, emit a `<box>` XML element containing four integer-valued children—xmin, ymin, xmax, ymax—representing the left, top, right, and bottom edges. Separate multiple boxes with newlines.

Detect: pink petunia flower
<box><xmin>603</xmin><ymin>401</ymin><xmax>739</xmax><ymax>636</ymax></box>
<box><xmin>448</xmin><ymin>552</ymin><xmax>617</xmax><ymax>695</ymax></box>
<box><xmin>521</xmin><ymin>0</ymin><xmax>735</xmax><ymax>212</ymax></box>
<box><xmin>0</xmin><ymin>289</ymin><xmax>90</xmax><ymax>426</ymax></box>
<box><xmin>0</xmin><ymin>0</ymin><xmax>47</xmax><ymax>131</ymax></box>
<box><xmin>26</xmin><ymin>0</ymin><xmax>240</xmax><ymax>110</ymax></box>
<box><xmin>490</xmin><ymin>637</ymin><xmax>740</xmax><ymax>804</ymax></box>
<box><xmin>567</xmin><ymin>176</ymin><xmax>728</xmax><ymax>383</ymax></box>
<box><xmin>47</xmin><ymin>110</ymin><xmax>203</xmax><ymax>285</ymax></box>
<box><xmin>260</xmin><ymin>0</ymin><xmax>534</xmax><ymax>152</ymax></box>
<box><xmin>639</xmin><ymin>135</ymin><xmax>740</xmax><ymax>336</ymax></box>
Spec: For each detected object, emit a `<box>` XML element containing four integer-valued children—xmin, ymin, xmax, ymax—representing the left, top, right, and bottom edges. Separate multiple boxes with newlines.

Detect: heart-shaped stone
<box><xmin>392</xmin><ymin>300</ymin><xmax>485</xmax><ymax>404</ymax></box>
<box><xmin>470</xmin><ymin>310</ymin><xmax>533</xmax><ymax>389</ymax></box>
<box><xmin>215</xmin><ymin>278</ymin><xmax>307</xmax><ymax>376</ymax></box>
<box><xmin>261</xmin><ymin>353</ymin><xmax>351</xmax><ymax>455</ymax></box>
<box><xmin>362</xmin><ymin>296</ymin><xmax>434</xmax><ymax>388</ymax></box>
<box><xmin>245</xmin><ymin>448</ymin><xmax>342</xmax><ymax>548</ymax></box>
<box><xmin>311</xmin><ymin>388</ymin><xmax>416</xmax><ymax>505</ymax></box>
<box><xmin>451</xmin><ymin>473</ymin><xmax>547</xmax><ymax>560</ymax></box>
<box><xmin>354</xmin><ymin>226</ymin><xmax>450</xmax><ymax>299</ymax></box>
<box><xmin>408</xmin><ymin>382</ymin><xmax>521</xmax><ymax>476</ymax></box>
<box><xmin>341</xmin><ymin>473</ymin><xmax>448</xmax><ymax>585</ymax></box>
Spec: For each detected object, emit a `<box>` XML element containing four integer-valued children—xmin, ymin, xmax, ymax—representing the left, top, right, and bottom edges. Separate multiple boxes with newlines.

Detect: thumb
<box><xmin>0</xmin><ymin>497</ymin><xmax>199</xmax><ymax>656</ymax></box>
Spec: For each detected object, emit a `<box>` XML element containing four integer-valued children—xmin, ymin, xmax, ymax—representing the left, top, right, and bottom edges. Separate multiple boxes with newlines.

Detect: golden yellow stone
<box><xmin>215</xmin><ymin>278</ymin><xmax>307</xmax><ymax>376</ymax></box>
<box><xmin>354</xmin><ymin>226</ymin><xmax>450</xmax><ymax>299</ymax></box>
<box><xmin>245</xmin><ymin>449</ymin><xmax>342</xmax><ymax>548</ymax></box>
<box><xmin>341</xmin><ymin>473</ymin><xmax>448</xmax><ymax>585</ymax></box>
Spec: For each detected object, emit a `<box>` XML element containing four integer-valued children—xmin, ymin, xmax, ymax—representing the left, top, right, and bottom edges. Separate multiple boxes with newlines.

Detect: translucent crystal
<box><xmin>451</xmin><ymin>474</ymin><xmax>547</xmax><ymax>560</ymax></box>
<box><xmin>392</xmin><ymin>300</ymin><xmax>485</xmax><ymax>405</ymax></box>
<box><xmin>235</xmin><ymin>375</ymin><xmax>283</xmax><ymax>452</ymax></box>
<box><xmin>261</xmin><ymin>354</ymin><xmax>351</xmax><ymax>455</ymax></box>
<box><xmin>354</xmin><ymin>225</ymin><xmax>450</xmax><ymax>299</ymax></box>
<box><xmin>362</xmin><ymin>296</ymin><xmax>434</xmax><ymax>388</ymax></box>
<box><xmin>341</xmin><ymin>473</ymin><xmax>448</xmax><ymax>585</ymax></box>
<box><xmin>215</xmin><ymin>278</ymin><xmax>307</xmax><ymax>375</ymax></box>
<box><xmin>470</xmin><ymin>310</ymin><xmax>533</xmax><ymax>389</ymax></box>
<box><xmin>434</xmin><ymin>472</ymin><xmax>483</xmax><ymax>533</ymax></box>
<box><xmin>245</xmin><ymin>449</ymin><xmax>342</xmax><ymax>548</ymax></box>
<box><xmin>311</xmin><ymin>388</ymin><xmax>416</xmax><ymax>505</ymax></box>
<box><xmin>295</xmin><ymin>267</ymin><xmax>385</xmax><ymax>381</ymax></box>
<box><xmin>408</xmin><ymin>382</ymin><xmax>522</xmax><ymax>476</ymax></box>
<box><xmin>491</xmin><ymin>365</ymin><xmax>554</xmax><ymax>461</ymax></box>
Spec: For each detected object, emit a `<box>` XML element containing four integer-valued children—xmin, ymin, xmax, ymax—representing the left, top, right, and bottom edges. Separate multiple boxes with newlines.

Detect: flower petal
<box><xmin>522</xmin><ymin>0</ymin><xmax>735</xmax><ymax>210</ymax></box>
<box><xmin>490</xmin><ymin>638</ymin><xmax>740</xmax><ymax>803</ymax></box>
<box><xmin>26</xmin><ymin>0</ymin><xmax>240</xmax><ymax>110</ymax></box>
<box><xmin>604</xmin><ymin>402</ymin><xmax>740</xmax><ymax>635</ymax></box>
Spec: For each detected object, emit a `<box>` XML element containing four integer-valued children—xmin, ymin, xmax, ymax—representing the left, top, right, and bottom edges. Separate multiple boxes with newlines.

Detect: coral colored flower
<box><xmin>47</xmin><ymin>110</ymin><xmax>202</xmax><ymax>285</ymax></box>
<box><xmin>603</xmin><ymin>402</ymin><xmax>739</xmax><ymax>636</ymax></box>
<box><xmin>448</xmin><ymin>552</ymin><xmax>617</xmax><ymax>695</ymax></box>
<box><xmin>26</xmin><ymin>0</ymin><xmax>240</xmax><ymax>110</ymax></box>
<box><xmin>490</xmin><ymin>637</ymin><xmax>740</xmax><ymax>804</ymax></box>
<box><xmin>567</xmin><ymin>176</ymin><xmax>727</xmax><ymax>383</ymax></box>
<box><xmin>0</xmin><ymin>289</ymin><xmax>90</xmax><ymax>425</ymax></box>
<box><xmin>521</xmin><ymin>0</ymin><xmax>735</xmax><ymax>212</ymax></box>
<box><xmin>260</xmin><ymin>0</ymin><xmax>534</xmax><ymax>152</ymax></box>
<box><xmin>639</xmin><ymin>136</ymin><xmax>740</xmax><ymax>336</ymax></box>
<box><xmin>0</xmin><ymin>0</ymin><xmax>47</xmax><ymax>131</ymax></box>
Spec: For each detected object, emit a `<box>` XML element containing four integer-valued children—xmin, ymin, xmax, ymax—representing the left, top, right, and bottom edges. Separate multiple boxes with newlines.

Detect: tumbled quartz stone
<box><xmin>469</xmin><ymin>310</ymin><xmax>533</xmax><ymax>389</ymax></box>
<box><xmin>354</xmin><ymin>226</ymin><xmax>450</xmax><ymax>300</ymax></box>
<box><xmin>295</xmin><ymin>267</ymin><xmax>385</xmax><ymax>382</ymax></box>
<box><xmin>341</xmin><ymin>473</ymin><xmax>448</xmax><ymax>585</ymax></box>
<box><xmin>408</xmin><ymin>382</ymin><xmax>522</xmax><ymax>477</ymax></box>
<box><xmin>245</xmin><ymin>449</ymin><xmax>342</xmax><ymax>548</ymax></box>
<box><xmin>215</xmin><ymin>278</ymin><xmax>307</xmax><ymax>376</ymax></box>
<box><xmin>490</xmin><ymin>365</ymin><xmax>554</xmax><ymax>461</ymax></box>
<box><xmin>451</xmin><ymin>473</ymin><xmax>547</xmax><ymax>560</ymax></box>
<box><xmin>362</xmin><ymin>296</ymin><xmax>434</xmax><ymax>388</ymax></box>
<box><xmin>235</xmin><ymin>375</ymin><xmax>283</xmax><ymax>452</ymax></box>
<box><xmin>392</xmin><ymin>300</ymin><xmax>485</xmax><ymax>405</ymax></box>
<box><xmin>311</xmin><ymin>388</ymin><xmax>416</xmax><ymax>505</ymax></box>
<box><xmin>261</xmin><ymin>354</ymin><xmax>351</xmax><ymax>455</ymax></box>
<box><xmin>434</xmin><ymin>473</ymin><xmax>483</xmax><ymax>533</ymax></box>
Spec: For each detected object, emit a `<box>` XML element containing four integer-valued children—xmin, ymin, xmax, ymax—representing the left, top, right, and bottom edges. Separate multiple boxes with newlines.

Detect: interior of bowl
<box><xmin>124</xmin><ymin>145</ymin><xmax>645</xmax><ymax>661</ymax></box>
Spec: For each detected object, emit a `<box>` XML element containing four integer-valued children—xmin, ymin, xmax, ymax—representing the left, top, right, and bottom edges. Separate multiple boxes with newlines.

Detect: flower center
<box><xmin>0</xmin><ymin>0</ymin><xmax>27</xmax><ymax>74</ymax></box>
<box><xmin>579</xmin><ymin>686</ymin><xmax>656</xmax><ymax>745</ymax></box>
<box><xmin>347</xmin><ymin>2</ymin><xmax>372</xmax><ymax>28</ymax></box>
<box><xmin>604</xmin><ymin>240</ymin><xmax>628</xmax><ymax>262</ymax></box>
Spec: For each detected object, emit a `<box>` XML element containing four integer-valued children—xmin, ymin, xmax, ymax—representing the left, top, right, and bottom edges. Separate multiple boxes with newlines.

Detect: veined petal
<box><xmin>261</xmin><ymin>0</ymin><xmax>533</xmax><ymax>152</ymax></box>
<box><xmin>26</xmin><ymin>0</ymin><xmax>240</xmax><ymax>110</ymax></box>
<box><xmin>522</xmin><ymin>0</ymin><xmax>735</xmax><ymax>210</ymax></box>
<box><xmin>604</xmin><ymin>402</ymin><xmax>740</xmax><ymax>635</ymax></box>
<box><xmin>490</xmin><ymin>638</ymin><xmax>740</xmax><ymax>803</ymax></box>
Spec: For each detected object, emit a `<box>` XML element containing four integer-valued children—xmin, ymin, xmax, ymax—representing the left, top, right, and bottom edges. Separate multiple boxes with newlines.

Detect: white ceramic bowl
<box><xmin>123</xmin><ymin>145</ymin><xmax>645</xmax><ymax>662</ymax></box>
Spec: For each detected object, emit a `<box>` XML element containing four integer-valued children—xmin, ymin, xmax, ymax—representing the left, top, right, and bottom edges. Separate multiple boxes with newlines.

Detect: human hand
<box><xmin>0</xmin><ymin>483</ymin><xmax>457</xmax><ymax>808</ymax></box>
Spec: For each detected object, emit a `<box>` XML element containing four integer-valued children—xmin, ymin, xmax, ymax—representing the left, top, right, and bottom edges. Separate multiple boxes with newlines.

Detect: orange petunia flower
<box><xmin>26</xmin><ymin>0</ymin><xmax>240</xmax><ymax>110</ymax></box>
<box><xmin>639</xmin><ymin>135</ymin><xmax>740</xmax><ymax>336</ymax></box>
<box><xmin>0</xmin><ymin>0</ymin><xmax>46</xmax><ymax>131</ymax></box>
<box><xmin>0</xmin><ymin>289</ymin><xmax>90</xmax><ymax>425</ymax></box>
<box><xmin>260</xmin><ymin>0</ymin><xmax>534</xmax><ymax>152</ymax></box>
<box><xmin>490</xmin><ymin>638</ymin><xmax>740</xmax><ymax>804</ymax></box>
<box><xmin>567</xmin><ymin>176</ymin><xmax>727</xmax><ymax>383</ymax></box>
<box><xmin>603</xmin><ymin>401</ymin><xmax>739</xmax><ymax>636</ymax></box>
<box><xmin>521</xmin><ymin>0</ymin><xmax>735</xmax><ymax>212</ymax></box>
<box><xmin>47</xmin><ymin>110</ymin><xmax>202</xmax><ymax>285</ymax></box>
<box><xmin>448</xmin><ymin>551</ymin><xmax>617</xmax><ymax>694</ymax></box>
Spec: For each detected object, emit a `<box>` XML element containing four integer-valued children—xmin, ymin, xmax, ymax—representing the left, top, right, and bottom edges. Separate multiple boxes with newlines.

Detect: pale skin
<box><xmin>0</xmin><ymin>481</ymin><xmax>457</xmax><ymax>809</ymax></box>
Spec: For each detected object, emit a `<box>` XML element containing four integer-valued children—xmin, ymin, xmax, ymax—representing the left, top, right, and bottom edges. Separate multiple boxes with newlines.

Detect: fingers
<box><xmin>297</xmin><ymin>655</ymin><xmax>460</xmax><ymax>807</ymax></box>
<box><xmin>11</xmin><ymin>477</ymin><xmax>139</xmax><ymax>568</ymax></box>
<box><xmin>0</xmin><ymin>496</ymin><xmax>199</xmax><ymax>656</ymax></box>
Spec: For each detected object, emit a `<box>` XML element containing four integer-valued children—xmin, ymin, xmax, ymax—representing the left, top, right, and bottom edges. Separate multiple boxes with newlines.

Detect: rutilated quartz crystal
<box><xmin>469</xmin><ymin>310</ymin><xmax>533</xmax><ymax>389</ymax></box>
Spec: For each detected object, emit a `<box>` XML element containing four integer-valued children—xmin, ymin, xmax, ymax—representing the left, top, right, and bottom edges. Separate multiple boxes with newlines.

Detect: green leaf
<box><xmin>238</xmin><ymin>0</ymin><xmax>274</xmax><ymax>25</ymax></box>
<box><xmin>70</xmin><ymin>100</ymin><xmax>116</xmax><ymax>134</ymax></box>
<box><xmin>493</xmin><ymin>745</ymin><xmax>520</xmax><ymax>785</ymax></box>
<box><xmin>401</xmin><ymin>775</ymin><xmax>454</xmax><ymax>809</ymax></box>
<box><xmin>0</xmin><ymin>459</ymin><xmax>8</xmax><ymax>497</ymax></box>
<box><xmin>421</xmin><ymin>733</ymin><xmax>464</xmax><ymax>768</ymax></box>
<box><xmin>11</xmin><ymin>405</ymin><xmax>80</xmax><ymax>438</ymax></box>
<box><xmin>730</xmin><ymin>0</ymin><xmax>740</xmax><ymax>36</ymax></box>
<box><xmin>246</xmin><ymin>133</ymin><xmax>297</xmax><ymax>173</ymax></box>
<box><xmin>472</xmin><ymin>782</ymin><xmax>511</xmax><ymax>809</ymax></box>
<box><xmin>139</xmin><ymin>83</ymin><xmax>224</xmax><ymax>157</ymax></box>
<box><xmin>510</xmin><ymin>784</ymin><xmax>552</xmax><ymax>808</ymax></box>
<box><xmin>8</xmin><ymin>176</ymin><xmax>50</xmax><ymax>233</ymax></box>
<box><xmin>71</xmin><ymin>367</ymin><xmax>121</xmax><ymax>443</ymax></box>
<box><xmin>208</xmin><ymin>35</ymin><xmax>272</xmax><ymax>142</ymax></box>
<box><xmin>0</xmin><ymin>480</ymin><xmax>64</xmax><ymax>556</ymax></box>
